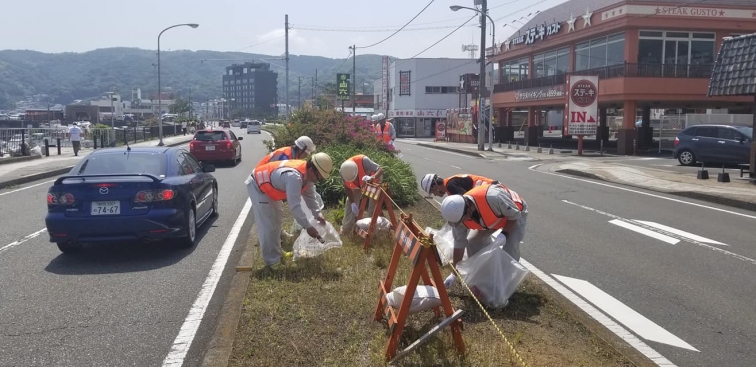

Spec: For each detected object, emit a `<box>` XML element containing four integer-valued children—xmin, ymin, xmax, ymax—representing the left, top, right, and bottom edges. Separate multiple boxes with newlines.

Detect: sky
<box><xmin>0</xmin><ymin>0</ymin><xmax>567</xmax><ymax>59</ymax></box>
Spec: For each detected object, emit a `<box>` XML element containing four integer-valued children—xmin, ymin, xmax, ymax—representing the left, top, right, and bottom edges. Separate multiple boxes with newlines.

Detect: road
<box><xmin>592</xmin><ymin>154</ymin><xmax>749</xmax><ymax>178</ymax></box>
<box><xmin>0</xmin><ymin>128</ymin><xmax>267</xmax><ymax>367</ymax></box>
<box><xmin>396</xmin><ymin>140</ymin><xmax>756</xmax><ymax>367</ymax></box>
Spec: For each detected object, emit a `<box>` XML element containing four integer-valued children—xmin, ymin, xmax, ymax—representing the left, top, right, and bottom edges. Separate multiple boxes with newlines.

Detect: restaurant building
<box><xmin>489</xmin><ymin>0</ymin><xmax>756</xmax><ymax>154</ymax></box>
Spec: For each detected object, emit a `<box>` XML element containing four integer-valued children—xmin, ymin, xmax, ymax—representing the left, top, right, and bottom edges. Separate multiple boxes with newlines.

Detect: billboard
<box><xmin>399</xmin><ymin>71</ymin><xmax>411</xmax><ymax>96</ymax></box>
<box><xmin>566</xmin><ymin>75</ymin><xmax>599</xmax><ymax>135</ymax></box>
<box><xmin>381</xmin><ymin>56</ymin><xmax>389</xmax><ymax>111</ymax></box>
<box><xmin>337</xmin><ymin>73</ymin><xmax>351</xmax><ymax>101</ymax></box>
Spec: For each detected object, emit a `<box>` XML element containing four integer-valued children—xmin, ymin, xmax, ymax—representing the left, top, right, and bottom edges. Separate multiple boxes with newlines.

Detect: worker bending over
<box><xmin>339</xmin><ymin>154</ymin><xmax>384</xmax><ymax>234</ymax></box>
<box><xmin>421</xmin><ymin>173</ymin><xmax>497</xmax><ymax>197</ymax></box>
<box><xmin>256</xmin><ymin>136</ymin><xmax>316</xmax><ymax>167</ymax></box>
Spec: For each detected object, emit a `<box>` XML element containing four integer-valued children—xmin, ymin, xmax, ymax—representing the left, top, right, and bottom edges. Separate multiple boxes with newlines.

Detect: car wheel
<box><xmin>678</xmin><ymin>149</ymin><xmax>696</xmax><ymax>166</ymax></box>
<box><xmin>177</xmin><ymin>207</ymin><xmax>197</xmax><ymax>248</ymax></box>
<box><xmin>57</xmin><ymin>241</ymin><xmax>82</xmax><ymax>254</ymax></box>
<box><xmin>210</xmin><ymin>186</ymin><xmax>219</xmax><ymax>217</ymax></box>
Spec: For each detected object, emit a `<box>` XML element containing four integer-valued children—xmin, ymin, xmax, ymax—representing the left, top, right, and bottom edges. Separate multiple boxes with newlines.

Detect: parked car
<box><xmin>221</xmin><ymin>121</ymin><xmax>231</xmax><ymax>128</ymax></box>
<box><xmin>673</xmin><ymin>124</ymin><xmax>753</xmax><ymax>166</ymax></box>
<box><xmin>189</xmin><ymin>129</ymin><xmax>243</xmax><ymax>166</ymax></box>
<box><xmin>246</xmin><ymin>120</ymin><xmax>261</xmax><ymax>134</ymax></box>
<box><xmin>44</xmin><ymin>147</ymin><xmax>218</xmax><ymax>253</ymax></box>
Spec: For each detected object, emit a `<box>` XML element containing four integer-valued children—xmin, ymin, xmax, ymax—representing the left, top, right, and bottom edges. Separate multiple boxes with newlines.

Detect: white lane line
<box><xmin>527</xmin><ymin>165</ymin><xmax>756</xmax><ymax>220</ymax></box>
<box><xmin>396</xmin><ymin>141</ymin><xmax>474</xmax><ymax>159</ymax></box>
<box><xmin>520</xmin><ymin>259</ymin><xmax>677</xmax><ymax>366</ymax></box>
<box><xmin>564</xmin><ymin>200</ymin><xmax>756</xmax><ymax>266</ymax></box>
<box><xmin>609</xmin><ymin>219</ymin><xmax>680</xmax><ymax>245</ymax></box>
<box><xmin>450</xmin><ymin>165</ymin><xmax>461</xmax><ymax>169</ymax></box>
<box><xmin>634</xmin><ymin>221</ymin><xmax>726</xmax><ymax>246</ymax></box>
<box><xmin>0</xmin><ymin>180</ymin><xmax>56</xmax><ymax>197</ymax></box>
<box><xmin>0</xmin><ymin>229</ymin><xmax>47</xmax><ymax>254</ymax></box>
<box><xmin>162</xmin><ymin>198</ymin><xmax>252</xmax><ymax>367</ymax></box>
<box><xmin>552</xmin><ymin>274</ymin><xmax>699</xmax><ymax>352</ymax></box>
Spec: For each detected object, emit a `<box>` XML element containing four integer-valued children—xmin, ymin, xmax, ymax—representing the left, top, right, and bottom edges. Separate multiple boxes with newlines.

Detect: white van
<box><xmin>246</xmin><ymin>120</ymin><xmax>261</xmax><ymax>134</ymax></box>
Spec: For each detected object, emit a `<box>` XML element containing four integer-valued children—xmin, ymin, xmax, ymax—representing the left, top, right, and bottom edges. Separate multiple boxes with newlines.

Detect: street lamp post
<box><xmin>157</xmin><ymin>23</ymin><xmax>199</xmax><ymax>146</ymax></box>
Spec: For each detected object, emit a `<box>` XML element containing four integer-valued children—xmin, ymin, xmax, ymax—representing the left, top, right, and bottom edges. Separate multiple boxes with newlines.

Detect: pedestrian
<box><xmin>338</xmin><ymin>154</ymin><xmax>384</xmax><ymax>234</ymax></box>
<box><xmin>420</xmin><ymin>173</ymin><xmax>497</xmax><ymax>197</ymax></box>
<box><xmin>256</xmin><ymin>136</ymin><xmax>316</xmax><ymax>167</ymax></box>
<box><xmin>371</xmin><ymin>113</ymin><xmax>396</xmax><ymax>149</ymax></box>
<box><xmin>181</xmin><ymin>120</ymin><xmax>187</xmax><ymax>135</ymax></box>
<box><xmin>245</xmin><ymin>153</ymin><xmax>334</xmax><ymax>268</ymax></box>
<box><xmin>68</xmin><ymin>122</ymin><xmax>83</xmax><ymax>157</ymax></box>
<box><xmin>439</xmin><ymin>182</ymin><xmax>528</xmax><ymax>288</ymax></box>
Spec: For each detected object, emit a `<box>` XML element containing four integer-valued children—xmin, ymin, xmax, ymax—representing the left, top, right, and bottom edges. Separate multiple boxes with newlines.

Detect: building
<box><xmin>222</xmin><ymin>62</ymin><xmax>278</xmax><ymax>118</ymax></box>
<box><xmin>24</xmin><ymin>108</ymin><xmax>64</xmax><ymax>122</ymax></box>
<box><xmin>64</xmin><ymin>105</ymin><xmax>100</xmax><ymax>124</ymax></box>
<box><xmin>90</xmin><ymin>93</ymin><xmax>124</xmax><ymax>120</ymax></box>
<box><xmin>373</xmin><ymin>58</ymin><xmax>480</xmax><ymax>138</ymax></box>
<box><xmin>489</xmin><ymin>0</ymin><xmax>756</xmax><ymax>154</ymax></box>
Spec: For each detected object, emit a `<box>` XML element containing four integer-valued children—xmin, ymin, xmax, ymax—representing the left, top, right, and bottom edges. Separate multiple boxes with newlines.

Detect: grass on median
<box><xmin>229</xmin><ymin>198</ymin><xmax>634</xmax><ymax>367</ymax></box>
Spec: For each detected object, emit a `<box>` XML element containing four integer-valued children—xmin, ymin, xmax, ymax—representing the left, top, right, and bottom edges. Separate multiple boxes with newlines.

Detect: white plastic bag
<box><xmin>289</xmin><ymin>192</ymin><xmax>325</xmax><ymax>233</ymax></box>
<box><xmin>356</xmin><ymin>216</ymin><xmax>392</xmax><ymax>233</ymax></box>
<box><xmin>425</xmin><ymin>224</ymin><xmax>502</xmax><ymax>266</ymax></box>
<box><xmin>293</xmin><ymin>219</ymin><xmax>342</xmax><ymax>259</ymax></box>
<box><xmin>456</xmin><ymin>241</ymin><xmax>529</xmax><ymax>309</ymax></box>
<box><xmin>30</xmin><ymin>146</ymin><xmax>42</xmax><ymax>157</ymax></box>
<box><xmin>385</xmin><ymin>285</ymin><xmax>442</xmax><ymax>315</ymax></box>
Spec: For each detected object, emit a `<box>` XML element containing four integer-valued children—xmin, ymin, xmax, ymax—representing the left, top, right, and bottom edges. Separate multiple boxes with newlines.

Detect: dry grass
<box><xmin>229</xmin><ymin>198</ymin><xmax>634</xmax><ymax>367</ymax></box>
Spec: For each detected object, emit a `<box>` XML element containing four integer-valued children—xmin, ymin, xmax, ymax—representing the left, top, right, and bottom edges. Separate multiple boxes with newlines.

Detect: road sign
<box><xmin>337</xmin><ymin>73</ymin><xmax>351</xmax><ymax>101</ymax></box>
<box><xmin>566</xmin><ymin>75</ymin><xmax>599</xmax><ymax>136</ymax></box>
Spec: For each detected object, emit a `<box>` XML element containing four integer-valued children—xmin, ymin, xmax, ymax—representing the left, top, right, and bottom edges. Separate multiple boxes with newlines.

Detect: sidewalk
<box><xmin>0</xmin><ymin>135</ymin><xmax>193</xmax><ymax>190</ymax></box>
<box><xmin>400</xmin><ymin>138</ymin><xmax>613</xmax><ymax>160</ymax></box>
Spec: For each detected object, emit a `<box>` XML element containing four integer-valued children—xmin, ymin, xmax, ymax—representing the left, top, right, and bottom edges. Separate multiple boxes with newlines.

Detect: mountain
<box><xmin>0</xmin><ymin>47</ymin><xmax>391</xmax><ymax>108</ymax></box>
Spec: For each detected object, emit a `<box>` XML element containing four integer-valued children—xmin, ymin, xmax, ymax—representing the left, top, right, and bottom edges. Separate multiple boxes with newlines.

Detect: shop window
<box><xmin>574</xmin><ymin>33</ymin><xmax>624</xmax><ymax>71</ymax></box>
<box><xmin>500</xmin><ymin>57</ymin><xmax>530</xmax><ymax>82</ymax></box>
<box><xmin>638</xmin><ymin>39</ymin><xmax>663</xmax><ymax>64</ymax></box>
<box><xmin>575</xmin><ymin>42</ymin><xmax>591</xmax><ymax>71</ymax></box>
<box><xmin>425</xmin><ymin>86</ymin><xmax>458</xmax><ymax>94</ymax></box>
<box><xmin>638</xmin><ymin>30</ymin><xmax>715</xmax><ymax>65</ymax></box>
<box><xmin>533</xmin><ymin>47</ymin><xmax>570</xmax><ymax>77</ymax></box>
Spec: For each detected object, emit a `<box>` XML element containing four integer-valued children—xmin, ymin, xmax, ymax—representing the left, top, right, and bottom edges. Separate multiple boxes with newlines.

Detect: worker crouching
<box><xmin>339</xmin><ymin>154</ymin><xmax>384</xmax><ymax>234</ymax></box>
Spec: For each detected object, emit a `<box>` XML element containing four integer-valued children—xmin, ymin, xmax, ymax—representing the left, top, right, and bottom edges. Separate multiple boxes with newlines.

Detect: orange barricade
<box><xmin>356</xmin><ymin>182</ymin><xmax>397</xmax><ymax>249</ymax></box>
<box><xmin>373</xmin><ymin>213</ymin><xmax>465</xmax><ymax>361</ymax></box>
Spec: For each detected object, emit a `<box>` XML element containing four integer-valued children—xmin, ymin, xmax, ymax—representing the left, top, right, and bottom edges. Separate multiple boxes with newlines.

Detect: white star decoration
<box><xmin>566</xmin><ymin>13</ymin><xmax>577</xmax><ymax>32</ymax></box>
<box><xmin>583</xmin><ymin>7</ymin><xmax>593</xmax><ymax>27</ymax></box>
<box><xmin>505</xmin><ymin>39</ymin><xmax>511</xmax><ymax>51</ymax></box>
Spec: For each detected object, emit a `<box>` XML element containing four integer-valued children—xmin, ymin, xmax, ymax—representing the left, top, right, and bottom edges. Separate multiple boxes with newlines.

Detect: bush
<box><xmin>272</xmin><ymin>109</ymin><xmax>387</xmax><ymax>152</ymax></box>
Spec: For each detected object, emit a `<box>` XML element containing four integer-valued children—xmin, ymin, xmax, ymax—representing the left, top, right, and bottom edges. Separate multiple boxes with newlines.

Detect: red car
<box><xmin>189</xmin><ymin>129</ymin><xmax>243</xmax><ymax>166</ymax></box>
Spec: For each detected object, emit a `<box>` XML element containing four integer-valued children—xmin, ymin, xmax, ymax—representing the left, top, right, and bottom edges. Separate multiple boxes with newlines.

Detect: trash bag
<box><xmin>356</xmin><ymin>216</ymin><xmax>392</xmax><ymax>233</ymax></box>
<box><xmin>289</xmin><ymin>192</ymin><xmax>325</xmax><ymax>233</ymax></box>
<box><xmin>30</xmin><ymin>146</ymin><xmax>42</xmax><ymax>157</ymax></box>
<box><xmin>386</xmin><ymin>285</ymin><xmax>442</xmax><ymax>315</ymax></box>
<box><xmin>293</xmin><ymin>219</ymin><xmax>342</xmax><ymax>259</ymax></box>
<box><xmin>456</xmin><ymin>240</ymin><xmax>529</xmax><ymax>309</ymax></box>
<box><xmin>425</xmin><ymin>224</ymin><xmax>502</xmax><ymax>266</ymax></box>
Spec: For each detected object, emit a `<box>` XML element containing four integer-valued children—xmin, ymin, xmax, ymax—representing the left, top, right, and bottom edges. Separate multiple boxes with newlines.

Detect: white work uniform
<box><xmin>245</xmin><ymin>167</ymin><xmax>323</xmax><ymax>266</ymax></box>
<box><xmin>375</xmin><ymin>122</ymin><xmax>396</xmax><ymax>142</ymax></box>
<box><xmin>450</xmin><ymin>184</ymin><xmax>528</xmax><ymax>261</ymax></box>
<box><xmin>341</xmin><ymin>156</ymin><xmax>380</xmax><ymax>233</ymax></box>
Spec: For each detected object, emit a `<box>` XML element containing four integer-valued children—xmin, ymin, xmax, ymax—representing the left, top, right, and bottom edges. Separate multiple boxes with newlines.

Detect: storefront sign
<box><xmin>514</xmin><ymin>85</ymin><xmax>565</xmax><ymax>101</ymax></box>
<box><xmin>603</xmin><ymin>5</ymin><xmax>756</xmax><ymax>20</ymax></box>
<box><xmin>337</xmin><ymin>73</ymin><xmax>351</xmax><ymax>101</ymax></box>
<box><xmin>399</xmin><ymin>71</ymin><xmax>411</xmax><ymax>96</ymax></box>
<box><xmin>566</xmin><ymin>75</ymin><xmax>599</xmax><ymax>135</ymax></box>
<box><xmin>435</xmin><ymin>121</ymin><xmax>446</xmax><ymax>141</ymax></box>
<box><xmin>511</xmin><ymin>21</ymin><xmax>562</xmax><ymax>46</ymax></box>
<box><xmin>381</xmin><ymin>56</ymin><xmax>388</xmax><ymax>110</ymax></box>
<box><xmin>387</xmin><ymin>110</ymin><xmax>448</xmax><ymax>118</ymax></box>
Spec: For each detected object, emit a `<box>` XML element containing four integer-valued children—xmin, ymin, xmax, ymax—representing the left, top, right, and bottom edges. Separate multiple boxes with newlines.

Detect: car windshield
<box><xmin>250</xmin><ymin>121</ymin><xmax>260</xmax><ymax>125</ymax></box>
<box><xmin>735</xmin><ymin>126</ymin><xmax>753</xmax><ymax>138</ymax></box>
<box><xmin>73</xmin><ymin>152</ymin><xmax>166</xmax><ymax>176</ymax></box>
<box><xmin>194</xmin><ymin>131</ymin><xmax>227</xmax><ymax>141</ymax></box>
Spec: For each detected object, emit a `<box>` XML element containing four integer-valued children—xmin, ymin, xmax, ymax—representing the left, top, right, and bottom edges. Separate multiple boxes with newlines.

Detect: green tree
<box><xmin>169</xmin><ymin>98</ymin><xmax>191</xmax><ymax>115</ymax></box>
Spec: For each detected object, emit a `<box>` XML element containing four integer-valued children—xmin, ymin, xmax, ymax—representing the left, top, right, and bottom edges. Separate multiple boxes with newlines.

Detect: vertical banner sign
<box><xmin>435</xmin><ymin>120</ymin><xmax>446</xmax><ymax>141</ymax></box>
<box><xmin>381</xmin><ymin>56</ymin><xmax>389</xmax><ymax>111</ymax></box>
<box><xmin>337</xmin><ymin>73</ymin><xmax>351</xmax><ymax>101</ymax></box>
<box><xmin>566</xmin><ymin>75</ymin><xmax>599</xmax><ymax>135</ymax></box>
<box><xmin>399</xmin><ymin>71</ymin><xmax>411</xmax><ymax>96</ymax></box>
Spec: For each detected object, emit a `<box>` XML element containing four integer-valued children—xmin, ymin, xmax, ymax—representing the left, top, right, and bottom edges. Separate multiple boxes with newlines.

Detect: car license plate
<box><xmin>91</xmin><ymin>201</ymin><xmax>121</xmax><ymax>215</ymax></box>
<box><xmin>205</xmin><ymin>145</ymin><xmax>215</xmax><ymax>151</ymax></box>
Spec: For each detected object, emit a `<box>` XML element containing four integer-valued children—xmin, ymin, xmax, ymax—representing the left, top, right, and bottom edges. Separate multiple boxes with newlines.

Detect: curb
<box><xmin>422</xmin><ymin>194</ymin><xmax>656</xmax><ymax>367</ymax></box>
<box><xmin>416</xmin><ymin>143</ymin><xmax>486</xmax><ymax>158</ymax></box>
<box><xmin>0</xmin><ymin>155</ymin><xmax>42</xmax><ymax>166</ymax></box>
<box><xmin>0</xmin><ymin>139</ymin><xmax>191</xmax><ymax>191</ymax></box>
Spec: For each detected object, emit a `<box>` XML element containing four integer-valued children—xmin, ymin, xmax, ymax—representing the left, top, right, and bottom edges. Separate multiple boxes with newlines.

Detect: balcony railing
<box><xmin>494</xmin><ymin>63</ymin><xmax>714</xmax><ymax>93</ymax></box>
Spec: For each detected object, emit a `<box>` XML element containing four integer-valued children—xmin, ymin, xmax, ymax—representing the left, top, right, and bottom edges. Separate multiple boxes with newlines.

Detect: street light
<box><xmin>451</xmin><ymin>5</ymin><xmax>495</xmax><ymax>151</ymax></box>
<box><xmin>157</xmin><ymin>23</ymin><xmax>199</xmax><ymax>146</ymax></box>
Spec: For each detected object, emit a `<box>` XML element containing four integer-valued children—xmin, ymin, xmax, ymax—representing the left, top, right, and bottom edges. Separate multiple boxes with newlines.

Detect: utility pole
<box><xmin>476</xmin><ymin>0</ymin><xmax>488</xmax><ymax>151</ymax></box>
<box><xmin>285</xmin><ymin>14</ymin><xmax>290</xmax><ymax>123</ymax></box>
<box><xmin>298</xmin><ymin>76</ymin><xmax>302</xmax><ymax>109</ymax></box>
<box><xmin>311</xmin><ymin>77</ymin><xmax>315</xmax><ymax>107</ymax></box>
<box><xmin>351</xmin><ymin>45</ymin><xmax>356</xmax><ymax>114</ymax></box>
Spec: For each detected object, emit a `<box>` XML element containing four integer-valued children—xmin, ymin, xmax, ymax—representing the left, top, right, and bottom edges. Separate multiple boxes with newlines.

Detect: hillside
<box><xmin>0</xmin><ymin>47</ymin><xmax>390</xmax><ymax>108</ymax></box>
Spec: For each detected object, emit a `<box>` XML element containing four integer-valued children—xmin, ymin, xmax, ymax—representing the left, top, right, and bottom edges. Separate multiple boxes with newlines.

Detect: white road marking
<box><xmin>162</xmin><ymin>198</ymin><xmax>252</xmax><ymax>367</ymax></box>
<box><xmin>634</xmin><ymin>221</ymin><xmax>726</xmax><ymax>246</ymax></box>
<box><xmin>0</xmin><ymin>229</ymin><xmax>47</xmax><ymax>254</ymax></box>
<box><xmin>609</xmin><ymin>219</ymin><xmax>679</xmax><ymax>245</ymax></box>
<box><xmin>0</xmin><ymin>180</ymin><xmax>56</xmax><ymax>197</ymax></box>
<box><xmin>450</xmin><ymin>165</ymin><xmax>461</xmax><ymax>169</ymax></box>
<box><xmin>552</xmin><ymin>274</ymin><xmax>699</xmax><ymax>352</ymax></box>
<box><xmin>564</xmin><ymin>200</ymin><xmax>756</xmax><ymax>266</ymax></box>
<box><xmin>396</xmin><ymin>141</ymin><xmax>474</xmax><ymax>159</ymax></box>
<box><xmin>519</xmin><ymin>259</ymin><xmax>677</xmax><ymax>366</ymax></box>
<box><xmin>527</xmin><ymin>164</ymin><xmax>756</xmax><ymax>220</ymax></box>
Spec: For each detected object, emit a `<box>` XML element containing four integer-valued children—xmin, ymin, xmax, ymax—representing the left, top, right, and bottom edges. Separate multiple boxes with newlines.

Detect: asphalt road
<box><xmin>589</xmin><ymin>153</ymin><xmax>750</xmax><ymax>178</ymax></box>
<box><xmin>396</xmin><ymin>140</ymin><xmax>756</xmax><ymax>367</ymax></box>
<box><xmin>0</xmin><ymin>128</ymin><xmax>267</xmax><ymax>367</ymax></box>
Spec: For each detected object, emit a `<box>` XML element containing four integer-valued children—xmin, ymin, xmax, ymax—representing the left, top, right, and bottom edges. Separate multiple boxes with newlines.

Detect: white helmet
<box><xmin>294</xmin><ymin>136</ymin><xmax>316</xmax><ymax>153</ymax></box>
<box><xmin>371</xmin><ymin>113</ymin><xmax>385</xmax><ymax>122</ymax></box>
<box><xmin>440</xmin><ymin>195</ymin><xmax>466</xmax><ymax>223</ymax></box>
<box><xmin>310</xmin><ymin>152</ymin><xmax>333</xmax><ymax>179</ymax></box>
<box><xmin>421</xmin><ymin>173</ymin><xmax>437</xmax><ymax>195</ymax></box>
<box><xmin>339</xmin><ymin>160</ymin><xmax>359</xmax><ymax>182</ymax></box>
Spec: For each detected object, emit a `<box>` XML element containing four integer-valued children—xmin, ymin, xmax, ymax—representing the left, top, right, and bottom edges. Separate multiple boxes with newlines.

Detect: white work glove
<box><xmin>361</xmin><ymin>175</ymin><xmax>372</xmax><ymax>183</ymax></box>
<box><xmin>495</xmin><ymin>232</ymin><xmax>507</xmax><ymax>246</ymax></box>
<box><xmin>350</xmin><ymin>202</ymin><xmax>359</xmax><ymax>215</ymax></box>
<box><xmin>444</xmin><ymin>273</ymin><xmax>457</xmax><ymax>288</ymax></box>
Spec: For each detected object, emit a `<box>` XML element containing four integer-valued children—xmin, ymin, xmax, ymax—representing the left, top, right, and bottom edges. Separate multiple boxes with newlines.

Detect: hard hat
<box><xmin>295</xmin><ymin>136</ymin><xmax>316</xmax><ymax>153</ymax></box>
<box><xmin>310</xmin><ymin>152</ymin><xmax>333</xmax><ymax>179</ymax></box>
<box><xmin>339</xmin><ymin>160</ymin><xmax>359</xmax><ymax>182</ymax></box>
<box><xmin>421</xmin><ymin>173</ymin><xmax>437</xmax><ymax>195</ymax></box>
<box><xmin>440</xmin><ymin>195</ymin><xmax>466</xmax><ymax>223</ymax></box>
<box><xmin>371</xmin><ymin>113</ymin><xmax>385</xmax><ymax>122</ymax></box>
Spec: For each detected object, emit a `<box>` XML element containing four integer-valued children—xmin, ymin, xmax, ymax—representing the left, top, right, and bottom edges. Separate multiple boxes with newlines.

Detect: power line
<box><xmin>356</xmin><ymin>0</ymin><xmax>435</xmax><ymax>49</ymax></box>
<box><xmin>231</xmin><ymin>35</ymin><xmax>285</xmax><ymax>52</ymax></box>
<box><xmin>334</xmin><ymin>50</ymin><xmax>353</xmax><ymax>72</ymax></box>
<box><xmin>406</xmin><ymin>16</ymin><xmax>476</xmax><ymax>61</ymax></box>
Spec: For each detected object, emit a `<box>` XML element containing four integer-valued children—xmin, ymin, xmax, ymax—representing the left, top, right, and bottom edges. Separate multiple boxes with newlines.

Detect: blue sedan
<box><xmin>45</xmin><ymin>146</ymin><xmax>219</xmax><ymax>253</ymax></box>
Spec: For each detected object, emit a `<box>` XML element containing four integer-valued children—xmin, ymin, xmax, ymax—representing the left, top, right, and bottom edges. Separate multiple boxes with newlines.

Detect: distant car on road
<box><xmin>189</xmin><ymin>128</ymin><xmax>243</xmax><ymax>166</ymax></box>
<box><xmin>246</xmin><ymin>120</ymin><xmax>261</xmax><ymax>134</ymax></box>
<box><xmin>44</xmin><ymin>146</ymin><xmax>218</xmax><ymax>253</ymax></box>
<box><xmin>673</xmin><ymin>124</ymin><xmax>753</xmax><ymax>166</ymax></box>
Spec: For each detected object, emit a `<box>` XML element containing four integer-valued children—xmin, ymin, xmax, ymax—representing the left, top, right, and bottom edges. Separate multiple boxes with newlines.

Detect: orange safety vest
<box><xmin>256</xmin><ymin>146</ymin><xmax>293</xmax><ymax>167</ymax></box>
<box><xmin>375</xmin><ymin>122</ymin><xmax>393</xmax><ymax>144</ymax></box>
<box><xmin>442</xmin><ymin>174</ymin><xmax>494</xmax><ymax>196</ymax></box>
<box><xmin>463</xmin><ymin>184</ymin><xmax>524</xmax><ymax>231</ymax></box>
<box><xmin>344</xmin><ymin>154</ymin><xmax>371</xmax><ymax>190</ymax></box>
<box><xmin>252</xmin><ymin>159</ymin><xmax>308</xmax><ymax>201</ymax></box>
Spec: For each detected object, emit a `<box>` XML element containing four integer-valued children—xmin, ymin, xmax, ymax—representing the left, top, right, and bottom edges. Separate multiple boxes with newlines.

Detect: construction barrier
<box><xmin>355</xmin><ymin>182</ymin><xmax>397</xmax><ymax>249</ymax></box>
<box><xmin>374</xmin><ymin>213</ymin><xmax>465</xmax><ymax>362</ymax></box>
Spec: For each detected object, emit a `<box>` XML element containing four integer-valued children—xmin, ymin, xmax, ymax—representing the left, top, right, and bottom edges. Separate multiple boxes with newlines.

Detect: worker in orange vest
<box><xmin>245</xmin><ymin>153</ymin><xmax>334</xmax><ymax>267</ymax></box>
<box><xmin>371</xmin><ymin>113</ymin><xmax>396</xmax><ymax>147</ymax></box>
<box><xmin>256</xmin><ymin>136</ymin><xmax>316</xmax><ymax>167</ymax></box>
<box><xmin>338</xmin><ymin>154</ymin><xmax>384</xmax><ymax>233</ymax></box>
<box><xmin>420</xmin><ymin>173</ymin><xmax>497</xmax><ymax>197</ymax></box>
<box><xmin>440</xmin><ymin>182</ymin><xmax>529</xmax><ymax>288</ymax></box>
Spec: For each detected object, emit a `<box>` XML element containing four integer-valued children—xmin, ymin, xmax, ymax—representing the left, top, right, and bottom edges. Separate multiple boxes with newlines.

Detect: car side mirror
<box><xmin>203</xmin><ymin>164</ymin><xmax>216</xmax><ymax>173</ymax></box>
<box><xmin>237</xmin><ymin>136</ymin><xmax>243</xmax><ymax>140</ymax></box>
<box><xmin>736</xmin><ymin>136</ymin><xmax>745</xmax><ymax>143</ymax></box>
